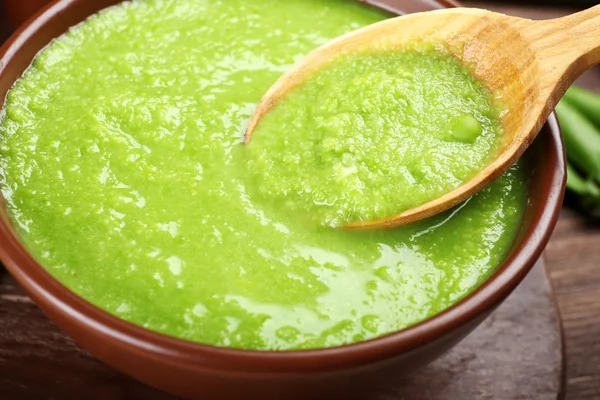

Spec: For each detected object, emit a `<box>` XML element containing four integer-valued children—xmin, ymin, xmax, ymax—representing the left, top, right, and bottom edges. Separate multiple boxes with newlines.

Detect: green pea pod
<box><xmin>555</xmin><ymin>101</ymin><xmax>600</xmax><ymax>181</ymax></box>
<box><xmin>563</xmin><ymin>85</ymin><xmax>600</xmax><ymax>128</ymax></box>
<box><xmin>566</xmin><ymin>163</ymin><xmax>600</xmax><ymax>214</ymax></box>
<box><xmin>566</xmin><ymin>162</ymin><xmax>600</xmax><ymax>197</ymax></box>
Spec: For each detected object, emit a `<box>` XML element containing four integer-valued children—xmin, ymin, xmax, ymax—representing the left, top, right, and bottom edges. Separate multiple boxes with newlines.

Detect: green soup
<box><xmin>248</xmin><ymin>45</ymin><xmax>503</xmax><ymax>226</ymax></box>
<box><xmin>0</xmin><ymin>0</ymin><xmax>527</xmax><ymax>350</ymax></box>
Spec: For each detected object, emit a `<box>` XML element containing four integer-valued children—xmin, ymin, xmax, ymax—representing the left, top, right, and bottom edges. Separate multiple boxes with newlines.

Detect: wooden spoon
<box><xmin>245</xmin><ymin>6</ymin><xmax>600</xmax><ymax>229</ymax></box>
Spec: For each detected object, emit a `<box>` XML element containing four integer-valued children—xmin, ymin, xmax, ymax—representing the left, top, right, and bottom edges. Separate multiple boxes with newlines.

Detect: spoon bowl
<box><xmin>245</xmin><ymin>6</ymin><xmax>600</xmax><ymax>229</ymax></box>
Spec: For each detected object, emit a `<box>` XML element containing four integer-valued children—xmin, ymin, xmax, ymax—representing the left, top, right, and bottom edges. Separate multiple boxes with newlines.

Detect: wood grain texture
<box><xmin>0</xmin><ymin>260</ymin><xmax>563</xmax><ymax>400</ymax></box>
<box><xmin>547</xmin><ymin>209</ymin><xmax>600</xmax><ymax>400</ymax></box>
<box><xmin>463</xmin><ymin>5</ymin><xmax>600</xmax><ymax>400</ymax></box>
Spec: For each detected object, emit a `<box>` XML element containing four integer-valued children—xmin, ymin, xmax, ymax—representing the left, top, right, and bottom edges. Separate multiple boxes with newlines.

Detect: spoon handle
<box><xmin>526</xmin><ymin>5</ymin><xmax>600</xmax><ymax>85</ymax></box>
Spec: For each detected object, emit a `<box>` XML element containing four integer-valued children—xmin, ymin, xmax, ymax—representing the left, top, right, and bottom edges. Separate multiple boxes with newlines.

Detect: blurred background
<box><xmin>1</xmin><ymin>0</ymin><xmax>52</xmax><ymax>31</ymax></box>
<box><xmin>1</xmin><ymin>0</ymin><xmax>49</xmax><ymax>33</ymax></box>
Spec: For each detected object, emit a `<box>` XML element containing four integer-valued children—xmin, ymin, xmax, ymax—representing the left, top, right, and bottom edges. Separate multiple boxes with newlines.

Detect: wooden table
<box><xmin>463</xmin><ymin>3</ymin><xmax>600</xmax><ymax>400</ymax></box>
<box><xmin>0</xmin><ymin>2</ymin><xmax>599</xmax><ymax>399</ymax></box>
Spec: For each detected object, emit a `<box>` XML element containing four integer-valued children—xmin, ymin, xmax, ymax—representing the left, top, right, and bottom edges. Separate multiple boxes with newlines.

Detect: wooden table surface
<box><xmin>463</xmin><ymin>3</ymin><xmax>600</xmax><ymax>400</ymax></box>
<box><xmin>0</xmin><ymin>1</ymin><xmax>599</xmax><ymax>399</ymax></box>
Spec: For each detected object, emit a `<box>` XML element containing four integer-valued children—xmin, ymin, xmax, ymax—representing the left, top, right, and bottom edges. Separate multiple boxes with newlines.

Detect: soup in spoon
<box><xmin>245</xmin><ymin>43</ymin><xmax>504</xmax><ymax>227</ymax></box>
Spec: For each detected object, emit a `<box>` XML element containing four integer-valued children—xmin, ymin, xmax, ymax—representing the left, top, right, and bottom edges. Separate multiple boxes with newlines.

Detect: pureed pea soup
<box><xmin>248</xmin><ymin>44</ymin><xmax>505</xmax><ymax>226</ymax></box>
<box><xmin>0</xmin><ymin>0</ymin><xmax>526</xmax><ymax>350</ymax></box>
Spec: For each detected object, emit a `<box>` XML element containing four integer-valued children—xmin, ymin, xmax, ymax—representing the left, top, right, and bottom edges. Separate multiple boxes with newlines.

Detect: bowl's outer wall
<box><xmin>0</xmin><ymin>0</ymin><xmax>565</xmax><ymax>399</ymax></box>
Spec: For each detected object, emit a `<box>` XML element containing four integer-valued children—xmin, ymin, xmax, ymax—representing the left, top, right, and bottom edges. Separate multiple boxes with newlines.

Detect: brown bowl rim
<box><xmin>0</xmin><ymin>0</ymin><xmax>565</xmax><ymax>374</ymax></box>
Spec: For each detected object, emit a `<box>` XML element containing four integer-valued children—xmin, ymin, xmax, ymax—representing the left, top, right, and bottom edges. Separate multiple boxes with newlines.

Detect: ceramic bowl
<box><xmin>2</xmin><ymin>0</ymin><xmax>52</xmax><ymax>28</ymax></box>
<box><xmin>0</xmin><ymin>0</ymin><xmax>565</xmax><ymax>399</ymax></box>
